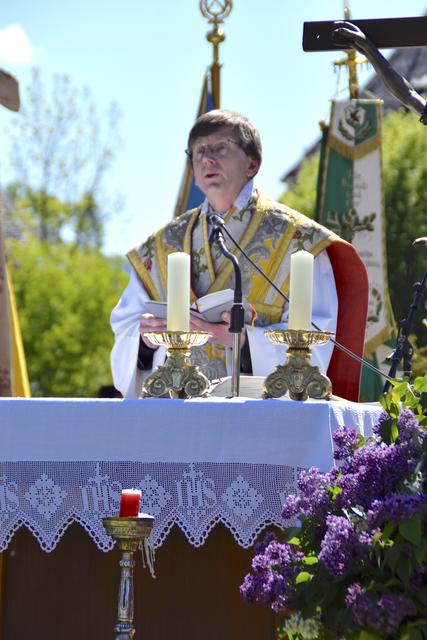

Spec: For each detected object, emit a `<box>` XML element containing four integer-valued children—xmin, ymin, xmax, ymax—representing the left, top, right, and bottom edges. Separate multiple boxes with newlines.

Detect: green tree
<box><xmin>279</xmin><ymin>153</ymin><xmax>319</xmax><ymax>218</ymax></box>
<box><xmin>381</xmin><ymin>110</ymin><xmax>427</xmax><ymax>345</ymax></box>
<box><xmin>6</xmin><ymin>68</ymin><xmax>120</xmax><ymax>248</ymax></box>
<box><xmin>2</xmin><ymin>68</ymin><xmax>127</xmax><ymax>397</ymax></box>
<box><xmin>7</xmin><ymin>235</ymin><xmax>128</xmax><ymax>397</ymax></box>
<box><xmin>280</xmin><ymin>109</ymin><xmax>427</xmax><ymax>348</ymax></box>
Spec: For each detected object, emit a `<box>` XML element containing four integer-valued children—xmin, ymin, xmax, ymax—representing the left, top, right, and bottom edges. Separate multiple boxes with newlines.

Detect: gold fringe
<box><xmin>328</xmin><ymin>132</ymin><xmax>380</xmax><ymax>161</ymax></box>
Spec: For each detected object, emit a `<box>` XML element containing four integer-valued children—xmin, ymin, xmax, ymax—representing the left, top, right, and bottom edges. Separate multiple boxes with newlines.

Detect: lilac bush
<box><xmin>241</xmin><ymin>376</ymin><xmax>427</xmax><ymax>639</ymax></box>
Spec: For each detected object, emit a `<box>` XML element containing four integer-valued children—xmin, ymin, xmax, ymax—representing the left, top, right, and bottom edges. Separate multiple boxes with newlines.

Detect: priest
<box><xmin>110</xmin><ymin>110</ymin><xmax>368</xmax><ymax>400</ymax></box>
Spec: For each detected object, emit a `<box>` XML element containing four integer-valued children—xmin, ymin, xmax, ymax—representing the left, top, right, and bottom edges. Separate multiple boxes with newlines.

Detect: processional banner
<box><xmin>316</xmin><ymin>99</ymin><xmax>395</xmax><ymax>400</ymax></box>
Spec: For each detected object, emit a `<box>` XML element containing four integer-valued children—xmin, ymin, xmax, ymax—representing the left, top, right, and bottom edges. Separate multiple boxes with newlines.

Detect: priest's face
<box><xmin>192</xmin><ymin>126</ymin><xmax>259</xmax><ymax>213</ymax></box>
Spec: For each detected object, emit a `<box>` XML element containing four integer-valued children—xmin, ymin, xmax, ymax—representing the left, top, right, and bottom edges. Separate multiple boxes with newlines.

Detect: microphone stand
<box><xmin>209</xmin><ymin>215</ymin><xmax>244</xmax><ymax>397</ymax></box>
<box><xmin>383</xmin><ymin>268</ymin><xmax>427</xmax><ymax>393</ymax></box>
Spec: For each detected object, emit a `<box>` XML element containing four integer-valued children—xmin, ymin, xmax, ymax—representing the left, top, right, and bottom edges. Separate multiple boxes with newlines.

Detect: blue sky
<box><xmin>0</xmin><ymin>0</ymin><xmax>425</xmax><ymax>255</ymax></box>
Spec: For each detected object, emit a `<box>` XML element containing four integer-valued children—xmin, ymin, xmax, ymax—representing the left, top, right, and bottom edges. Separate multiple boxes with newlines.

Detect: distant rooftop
<box><xmin>282</xmin><ymin>45</ymin><xmax>427</xmax><ymax>186</ymax></box>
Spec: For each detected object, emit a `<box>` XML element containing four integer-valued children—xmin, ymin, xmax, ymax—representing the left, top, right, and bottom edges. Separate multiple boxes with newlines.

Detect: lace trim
<box><xmin>0</xmin><ymin>461</ymin><xmax>300</xmax><ymax>551</ymax></box>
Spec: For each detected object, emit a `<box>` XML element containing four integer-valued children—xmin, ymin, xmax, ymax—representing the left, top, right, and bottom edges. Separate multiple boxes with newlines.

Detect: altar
<box><xmin>0</xmin><ymin>396</ymin><xmax>382</xmax><ymax>639</ymax></box>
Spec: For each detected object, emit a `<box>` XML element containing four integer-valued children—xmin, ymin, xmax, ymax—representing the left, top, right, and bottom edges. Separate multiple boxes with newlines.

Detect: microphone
<box><xmin>207</xmin><ymin>214</ymin><xmax>226</xmax><ymax>245</ymax></box>
<box><xmin>207</xmin><ymin>213</ymin><xmax>225</xmax><ymax>228</ymax></box>
<box><xmin>207</xmin><ymin>213</ymin><xmax>245</xmax><ymax>397</ymax></box>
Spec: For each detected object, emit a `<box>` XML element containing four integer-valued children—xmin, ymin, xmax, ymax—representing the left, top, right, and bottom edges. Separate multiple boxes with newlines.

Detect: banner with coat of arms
<box><xmin>316</xmin><ymin>99</ymin><xmax>395</xmax><ymax>400</ymax></box>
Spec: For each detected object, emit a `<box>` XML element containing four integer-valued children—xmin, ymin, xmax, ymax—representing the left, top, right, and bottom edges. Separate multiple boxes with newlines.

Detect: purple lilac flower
<box><xmin>282</xmin><ymin>467</ymin><xmax>333</xmax><ymax>520</ymax></box>
<box><xmin>333</xmin><ymin>426</ymin><xmax>361</xmax><ymax>460</ymax></box>
<box><xmin>281</xmin><ymin>494</ymin><xmax>301</xmax><ymax>519</ymax></box>
<box><xmin>253</xmin><ymin>530</ymin><xmax>277</xmax><ymax>555</ymax></box>
<box><xmin>372</xmin><ymin>410</ymin><xmax>391</xmax><ymax>436</ymax></box>
<box><xmin>373</xmin><ymin>408</ymin><xmax>424</xmax><ymax>449</ymax></box>
<box><xmin>397</xmin><ymin>409</ymin><xmax>426</xmax><ymax>456</ymax></box>
<box><xmin>335</xmin><ymin>441</ymin><xmax>417</xmax><ymax>509</ymax></box>
<box><xmin>240</xmin><ymin>537</ymin><xmax>304</xmax><ymax>611</ymax></box>
<box><xmin>345</xmin><ymin>583</ymin><xmax>370</xmax><ymax>626</ymax></box>
<box><xmin>397</xmin><ymin>409</ymin><xmax>420</xmax><ymax>440</ymax></box>
<box><xmin>376</xmin><ymin>595</ymin><xmax>417</xmax><ymax>634</ymax></box>
<box><xmin>345</xmin><ymin>584</ymin><xmax>417</xmax><ymax>635</ymax></box>
<box><xmin>368</xmin><ymin>492</ymin><xmax>426</xmax><ymax>527</ymax></box>
<box><xmin>358</xmin><ymin>529</ymin><xmax>379</xmax><ymax>548</ymax></box>
<box><xmin>318</xmin><ymin>515</ymin><xmax>365</xmax><ymax>577</ymax></box>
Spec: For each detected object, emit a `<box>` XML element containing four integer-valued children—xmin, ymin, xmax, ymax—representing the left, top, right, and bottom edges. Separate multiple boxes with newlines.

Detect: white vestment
<box><xmin>110</xmin><ymin>248</ymin><xmax>337</xmax><ymax>399</ymax></box>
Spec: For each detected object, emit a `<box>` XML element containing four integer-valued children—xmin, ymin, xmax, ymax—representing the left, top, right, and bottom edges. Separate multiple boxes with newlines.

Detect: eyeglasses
<box><xmin>185</xmin><ymin>138</ymin><xmax>242</xmax><ymax>162</ymax></box>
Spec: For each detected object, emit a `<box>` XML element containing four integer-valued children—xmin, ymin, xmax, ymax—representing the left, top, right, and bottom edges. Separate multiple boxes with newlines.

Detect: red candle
<box><xmin>119</xmin><ymin>489</ymin><xmax>142</xmax><ymax>517</ymax></box>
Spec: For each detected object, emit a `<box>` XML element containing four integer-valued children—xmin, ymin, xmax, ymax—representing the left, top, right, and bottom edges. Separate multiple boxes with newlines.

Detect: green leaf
<box><xmin>288</xmin><ymin>536</ymin><xmax>300</xmax><ymax>546</ymax></box>
<box><xmin>408</xmin><ymin>629</ymin><xmax>423</xmax><ymax>640</ymax></box>
<box><xmin>384</xmin><ymin>577</ymin><xmax>400</xmax><ymax>588</ymax></box>
<box><xmin>396</xmin><ymin>555</ymin><xmax>412</xmax><ymax>586</ymax></box>
<box><xmin>302</xmin><ymin>556</ymin><xmax>319</xmax><ymax>565</ymax></box>
<box><xmin>399</xmin><ymin>515</ymin><xmax>422</xmax><ymax>546</ymax></box>
<box><xmin>379</xmin><ymin>416</ymin><xmax>395</xmax><ymax>444</ymax></box>
<box><xmin>413</xmin><ymin>375</ymin><xmax>427</xmax><ymax>394</ymax></box>
<box><xmin>327</xmin><ymin>483</ymin><xmax>342</xmax><ymax>500</ymax></box>
<box><xmin>382</xmin><ymin>521</ymin><xmax>396</xmax><ymax>540</ymax></box>
<box><xmin>295</xmin><ymin>571</ymin><xmax>312</xmax><ymax>584</ymax></box>
<box><xmin>392</xmin><ymin>380</ymin><xmax>412</xmax><ymax>401</ymax></box>
<box><xmin>372</xmin><ymin>530</ymin><xmax>382</xmax><ymax>544</ymax></box>
<box><xmin>379</xmin><ymin>393</ymin><xmax>400</xmax><ymax>420</ymax></box>
<box><xmin>384</xmin><ymin>543</ymin><xmax>401</xmax><ymax>572</ymax></box>
<box><xmin>413</xmin><ymin>538</ymin><xmax>427</xmax><ymax>565</ymax></box>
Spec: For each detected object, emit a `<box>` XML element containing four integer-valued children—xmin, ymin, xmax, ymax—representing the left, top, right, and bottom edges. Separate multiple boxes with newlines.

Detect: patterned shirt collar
<box><xmin>200</xmin><ymin>179</ymin><xmax>255</xmax><ymax>217</ymax></box>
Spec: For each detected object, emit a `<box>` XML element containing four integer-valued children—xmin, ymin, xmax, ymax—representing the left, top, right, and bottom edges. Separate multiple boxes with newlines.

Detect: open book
<box><xmin>144</xmin><ymin>289</ymin><xmax>236</xmax><ymax>324</ymax></box>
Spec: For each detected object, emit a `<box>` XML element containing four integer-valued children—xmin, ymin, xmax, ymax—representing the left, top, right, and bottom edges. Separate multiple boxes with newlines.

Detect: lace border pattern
<box><xmin>0</xmin><ymin>461</ymin><xmax>300</xmax><ymax>552</ymax></box>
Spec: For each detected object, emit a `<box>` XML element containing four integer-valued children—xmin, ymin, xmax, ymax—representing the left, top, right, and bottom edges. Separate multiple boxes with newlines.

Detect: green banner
<box><xmin>317</xmin><ymin>99</ymin><xmax>395</xmax><ymax>401</ymax></box>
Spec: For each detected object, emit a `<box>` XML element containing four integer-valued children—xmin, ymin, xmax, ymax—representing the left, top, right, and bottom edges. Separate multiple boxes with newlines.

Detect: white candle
<box><xmin>288</xmin><ymin>250</ymin><xmax>314</xmax><ymax>330</ymax></box>
<box><xmin>167</xmin><ymin>252</ymin><xmax>190</xmax><ymax>331</ymax></box>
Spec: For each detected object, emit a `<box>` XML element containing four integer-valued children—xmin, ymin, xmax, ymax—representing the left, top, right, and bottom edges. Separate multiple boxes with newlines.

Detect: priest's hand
<box><xmin>139</xmin><ymin>313</ymin><xmax>166</xmax><ymax>349</ymax></box>
<box><xmin>190</xmin><ymin>311</ymin><xmax>246</xmax><ymax>348</ymax></box>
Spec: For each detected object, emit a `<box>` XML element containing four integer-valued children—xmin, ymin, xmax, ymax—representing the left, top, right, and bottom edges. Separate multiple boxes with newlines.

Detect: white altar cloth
<box><xmin>0</xmin><ymin>396</ymin><xmax>382</xmax><ymax>552</ymax></box>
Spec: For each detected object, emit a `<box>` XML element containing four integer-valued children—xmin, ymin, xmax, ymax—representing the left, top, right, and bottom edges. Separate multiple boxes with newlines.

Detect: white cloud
<box><xmin>0</xmin><ymin>25</ymin><xmax>33</xmax><ymax>65</ymax></box>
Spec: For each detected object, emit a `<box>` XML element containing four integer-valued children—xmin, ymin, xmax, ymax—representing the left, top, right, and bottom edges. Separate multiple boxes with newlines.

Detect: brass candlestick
<box><xmin>141</xmin><ymin>330</ymin><xmax>211</xmax><ymax>399</ymax></box>
<box><xmin>103</xmin><ymin>515</ymin><xmax>154</xmax><ymax>640</ymax></box>
<box><xmin>263</xmin><ymin>329</ymin><xmax>333</xmax><ymax>401</ymax></box>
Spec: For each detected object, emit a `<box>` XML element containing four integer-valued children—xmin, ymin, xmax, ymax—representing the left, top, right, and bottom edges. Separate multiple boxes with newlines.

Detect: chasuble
<box><xmin>110</xmin><ymin>183</ymin><xmax>368</xmax><ymax>401</ymax></box>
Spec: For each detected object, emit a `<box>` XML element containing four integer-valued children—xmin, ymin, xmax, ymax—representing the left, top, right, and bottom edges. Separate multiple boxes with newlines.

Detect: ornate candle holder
<box><xmin>103</xmin><ymin>515</ymin><xmax>154</xmax><ymax>640</ymax></box>
<box><xmin>141</xmin><ymin>330</ymin><xmax>211</xmax><ymax>399</ymax></box>
<box><xmin>263</xmin><ymin>329</ymin><xmax>334</xmax><ymax>401</ymax></box>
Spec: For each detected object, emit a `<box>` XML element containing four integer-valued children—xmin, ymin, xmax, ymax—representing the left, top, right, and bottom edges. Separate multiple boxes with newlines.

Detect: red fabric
<box><xmin>326</xmin><ymin>242</ymin><xmax>369</xmax><ymax>402</ymax></box>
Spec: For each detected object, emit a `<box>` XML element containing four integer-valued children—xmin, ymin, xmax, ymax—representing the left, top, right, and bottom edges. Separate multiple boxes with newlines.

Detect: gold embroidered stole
<box><xmin>127</xmin><ymin>192</ymin><xmax>339</xmax><ymax>379</ymax></box>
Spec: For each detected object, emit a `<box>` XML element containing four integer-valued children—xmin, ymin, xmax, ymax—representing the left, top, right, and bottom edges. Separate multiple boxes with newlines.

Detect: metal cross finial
<box><xmin>200</xmin><ymin>0</ymin><xmax>232</xmax><ymax>25</ymax></box>
<box><xmin>334</xmin><ymin>3</ymin><xmax>367</xmax><ymax>99</ymax></box>
<box><xmin>199</xmin><ymin>0</ymin><xmax>233</xmax><ymax>109</ymax></box>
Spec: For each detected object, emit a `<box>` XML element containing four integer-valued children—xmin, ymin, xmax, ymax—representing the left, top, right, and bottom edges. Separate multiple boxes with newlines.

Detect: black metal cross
<box><xmin>303</xmin><ymin>16</ymin><xmax>427</xmax><ymax>51</ymax></box>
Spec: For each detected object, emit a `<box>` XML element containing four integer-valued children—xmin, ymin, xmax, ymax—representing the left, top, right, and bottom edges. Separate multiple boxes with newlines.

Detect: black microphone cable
<box><xmin>207</xmin><ymin>214</ymin><xmax>395</xmax><ymax>384</ymax></box>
